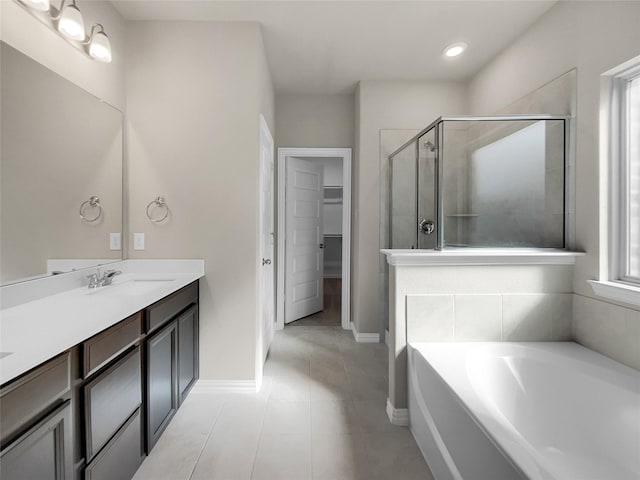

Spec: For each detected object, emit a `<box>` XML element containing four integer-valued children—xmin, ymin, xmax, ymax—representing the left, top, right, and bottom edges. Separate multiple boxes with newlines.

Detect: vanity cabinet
<box><xmin>0</xmin><ymin>352</ymin><xmax>75</xmax><ymax>480</ymax></box>
<box><xmin>145</xmin><ymin>281</ymin><xmax>199</xmax><ymax>452</ymax></box>
<box><xmin>0</xmin><ymin>280</ymin><xmax>200</xmax><ymax>480</ymax></box>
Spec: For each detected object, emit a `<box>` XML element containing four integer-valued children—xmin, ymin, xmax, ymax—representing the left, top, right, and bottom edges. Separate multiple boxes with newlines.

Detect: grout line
<box><xmin>248</xmin><ymin>385</ymin><xmax>271</xmax><ymax>480</ymax></box>
<box><xmin>187</xmin><ymin>400</ymin><xmax>226</xmax><ymax>480</ymax></box>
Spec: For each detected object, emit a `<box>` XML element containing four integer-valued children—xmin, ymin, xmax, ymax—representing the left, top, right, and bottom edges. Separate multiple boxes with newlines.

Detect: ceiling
<box><xmin>112</xmin><ymin>0</ymin><xmax>557</xmax><ymax>95</ymax></box>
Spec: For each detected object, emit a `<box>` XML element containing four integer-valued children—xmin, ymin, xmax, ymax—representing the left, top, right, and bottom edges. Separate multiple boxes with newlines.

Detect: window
<box><xmin>591</xmin><ymin>57</ymin><xmax>640</xmax><ymax>303</ymax></box>
<box><xmin>616</xmin><ymin>66</ymin><xmax>640</xmax><ymax>285</ymax></box>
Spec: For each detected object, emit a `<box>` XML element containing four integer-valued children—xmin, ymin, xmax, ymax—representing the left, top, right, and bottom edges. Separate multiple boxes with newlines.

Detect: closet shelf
<box><xmin>324</xmin><ymin>185</ymin><xmax>343</xmax><ymax>204</ymax></box>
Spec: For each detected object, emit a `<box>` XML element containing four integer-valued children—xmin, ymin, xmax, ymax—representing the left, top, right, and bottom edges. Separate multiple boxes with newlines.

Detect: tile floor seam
<box><xmin>248</xmin><ymin>390</ymin><xmax>272</xmax><ymax>479</ymax></box>
<box><xmin>186</xmin><ymin>402</ymin><xmax>224</xmax><ymax>480</ymax></box>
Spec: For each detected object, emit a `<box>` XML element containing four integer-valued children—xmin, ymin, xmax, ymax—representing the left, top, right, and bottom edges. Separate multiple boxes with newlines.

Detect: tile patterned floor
<box><xmin>133</xmin><ymin>326</ymin><xmax>433</xmax><ymax>480</ymax></box>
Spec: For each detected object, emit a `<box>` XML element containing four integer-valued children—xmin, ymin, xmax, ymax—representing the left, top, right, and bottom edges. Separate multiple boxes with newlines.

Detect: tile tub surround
<box><xmin>573</xmin><ymin>294</ymin><xmax>640</xmax><ymax>371</ymax></box>
<box><xmin>132</xmin><ymin>325</ymin><xmax>433</xmax><ymax>480</ymax></box>
<box><xmin>382</xmin><ymin>249</ymin><xmax>582</xmax><ymax>418</ymax></box>
<box><xmin>0</xmin><ymin>259</ymin><xmax>204</xmax><ymax>385</ymax></box>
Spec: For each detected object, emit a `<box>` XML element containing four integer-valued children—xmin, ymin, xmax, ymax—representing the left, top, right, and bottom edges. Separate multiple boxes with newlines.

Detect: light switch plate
<box><xmin>133</xmin><ymin>233</ymin><xmax>145</xmax><ymax>250</ymax></box>
<box><xmin>109</xmin><ymin>232</ymin><xmax>121</xmax><ymax>251</ymax></box>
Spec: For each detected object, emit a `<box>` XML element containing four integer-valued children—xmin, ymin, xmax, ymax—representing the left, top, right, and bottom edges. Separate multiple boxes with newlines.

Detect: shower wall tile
<box><xmin>502</xmin><ymin>294</ymin><xmax>553</xmax><ymax>341</ymax></box>
<box><xmin>406</xmin><ymin>295</ymin><xmax>454</xmax><ymax>342</ymax></box>
<box><xmin>454</xmin><ymin>294</ymin><xmax>502</xmax><ymax>341</ymax></box>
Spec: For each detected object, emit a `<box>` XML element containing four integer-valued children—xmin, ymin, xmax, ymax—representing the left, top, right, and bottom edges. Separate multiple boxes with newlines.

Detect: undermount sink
<box><xmin>86</xmin><ymin>279</ymin><xmax>176</xmax><ymax>296</ymax></box>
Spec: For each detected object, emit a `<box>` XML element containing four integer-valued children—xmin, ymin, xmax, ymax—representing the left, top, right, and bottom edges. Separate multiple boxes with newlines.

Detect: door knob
<box><xmin>262</xmin><ymin>258</ymin><xmax>271</xmax><ymax>265</ymax></box>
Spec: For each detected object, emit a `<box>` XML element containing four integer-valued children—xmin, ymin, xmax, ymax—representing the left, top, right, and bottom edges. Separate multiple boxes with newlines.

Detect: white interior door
<box><xmin>285</xmin><ymin>157</ymin><xmax>324</xmax><ymax>323</ymax></box>
<box><xmin>259</xmin><ymin>117</ymin><xmax>275</xmax><ymax>362</ymax></box>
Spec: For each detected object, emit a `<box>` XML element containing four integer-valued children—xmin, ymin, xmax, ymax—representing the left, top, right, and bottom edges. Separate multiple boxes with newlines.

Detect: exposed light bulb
<box><xmin>443</xmin><ymin>42</ymin><xmax>468</xmax><ymax>58</ymax></box>
<box><xmin>89</xmin><ymin>28</ymin><xmax>112</xmax><ymax>63</ymax></box>
<box><xmin>57</xmin><ymin>1</ymin><xmax>85</xmax><ymax>41</ymax></box>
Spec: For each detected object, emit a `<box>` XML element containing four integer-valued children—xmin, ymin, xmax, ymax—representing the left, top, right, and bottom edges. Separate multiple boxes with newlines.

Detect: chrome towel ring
<box><xmin>146</xmin><ymin>196</ymin><xmax>169</xmax><ymax>223</ymax></box>
<box><xmin>79</xmin><ymin>196</ymin><xmax>102</xmax><ymax>222</ymax></box>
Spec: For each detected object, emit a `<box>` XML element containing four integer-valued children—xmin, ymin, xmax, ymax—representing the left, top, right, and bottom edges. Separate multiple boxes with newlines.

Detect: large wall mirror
<box><xmin>1</xmin><ymin>42</ymin><xmax>123</xmax><ymax>286</ymax></box>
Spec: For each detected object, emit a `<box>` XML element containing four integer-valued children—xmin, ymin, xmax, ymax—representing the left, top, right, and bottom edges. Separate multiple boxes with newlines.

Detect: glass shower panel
<box><xmin>441</xmin><ymin>119</ymin><xmax>566</xmax><ymax>248</ymax></box>
<box><xmin>417</xmin><ymin>129</ymin><xmax>437</xmax><ymax>249</ymax></box>
<box><xmin>390</xmin><ymin>142</ymin><xmax>417</xmax><ymax>249</ymax></box>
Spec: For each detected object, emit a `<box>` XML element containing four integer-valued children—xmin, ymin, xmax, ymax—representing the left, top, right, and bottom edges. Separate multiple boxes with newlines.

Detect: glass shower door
<box><xmin>417</xmin><ymin>129</ymin><xmax>437</xmax><ymax>249</ymax></box>
<box><xmin>389</xmin><ymin>142</ymin><xmax>418</xmax><ymax>249</ymax></box>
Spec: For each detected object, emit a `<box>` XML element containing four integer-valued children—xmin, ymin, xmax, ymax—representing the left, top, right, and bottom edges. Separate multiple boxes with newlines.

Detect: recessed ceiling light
<box><xmin>443</xmin><ymin>42</ymin><xmax>468</xmax><ymax>58</ymax></box>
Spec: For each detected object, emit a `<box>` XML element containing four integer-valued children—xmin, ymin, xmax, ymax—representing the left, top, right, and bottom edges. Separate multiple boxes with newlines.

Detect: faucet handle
<box><xmin>101</xmin><ymin>270</ymin><xmax>122</xmax><ymax>286</ymax></box>
<box><xmin>86</xmin><ymin>273</ymin><xmax>100</xmax><ymax>289</ymax></box>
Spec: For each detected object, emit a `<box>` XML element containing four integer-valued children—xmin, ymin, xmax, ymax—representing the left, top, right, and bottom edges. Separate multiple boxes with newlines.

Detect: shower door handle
<box><xmin>419</xmin><ymin>219</ymin><xmax>435</xmax><ymax>235</ymax></box>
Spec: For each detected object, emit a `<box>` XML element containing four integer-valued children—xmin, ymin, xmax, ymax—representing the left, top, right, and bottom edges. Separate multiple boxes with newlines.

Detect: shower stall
<box><xmin>388</xmin><ymin>115</ymin><xmax>570</xmax><ymax>250</ymax></box>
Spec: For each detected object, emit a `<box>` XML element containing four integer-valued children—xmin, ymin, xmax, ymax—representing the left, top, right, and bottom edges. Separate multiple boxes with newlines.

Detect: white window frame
<box><xmin>590</xmin><ymin>55</ymin><xmax>640</xmax><ymax>305</ymax></box>
<box><xmin>612</xmin><ymin>64</ymin><xmax>640</xmax><ymax>285</ymax></box>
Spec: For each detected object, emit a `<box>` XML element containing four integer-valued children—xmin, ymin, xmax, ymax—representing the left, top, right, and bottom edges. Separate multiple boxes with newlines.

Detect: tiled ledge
<box><xmin>381</xmin><ymin>248</ymin><xmax>584</xmax><ymax>266</ymax></box>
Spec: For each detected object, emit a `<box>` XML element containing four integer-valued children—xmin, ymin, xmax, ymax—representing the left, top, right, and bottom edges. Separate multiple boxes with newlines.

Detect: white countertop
<box><xmin>381</xmin><ymin>248</ymin><xmax>584</xmax><ymax>266</ymax></box>
<box><xmin>0</xmin><ymin>260</ymin><xmax>204</xmax><ymax>385</ymax></box>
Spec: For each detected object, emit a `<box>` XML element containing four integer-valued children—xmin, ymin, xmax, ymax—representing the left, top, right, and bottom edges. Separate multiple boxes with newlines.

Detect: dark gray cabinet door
<box><xmin>0</xmin><ymin>401</ymin><xmax>72</xmax><ymax>480</ymax></box>
<box><xmin>177</xmin><ymin>305</ymin><xmax>199</xmax><ymax>405</ymax></box>
<box><xmin>84</xmin><ymin>408</ymin><xmax>144</xmax><ymax>480</ymax></box>
<box><xmin>84</xmin><ymin>347</ymin><xmax>142</xmax><ymax>461</ymax></box>
<box><xmin>145</xmin><ymin>320</ymin><xmax>178</xmax><ymax>452</ymax></box>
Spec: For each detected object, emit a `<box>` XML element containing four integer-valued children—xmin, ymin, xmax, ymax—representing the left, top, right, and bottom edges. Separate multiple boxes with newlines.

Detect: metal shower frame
<box><xmin>388</xmin><ymin>114</ymin><xmax>570</xmax><ymax>250</ymax></box>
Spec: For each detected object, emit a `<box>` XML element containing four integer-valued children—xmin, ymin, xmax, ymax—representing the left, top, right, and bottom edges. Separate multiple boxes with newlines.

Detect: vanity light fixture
<box><xmin>56</xmin><ymin>0</ymin><xmax>84</xmax><ymax>41</ymax></box>
<box><xmin>443</xmin><ymin>42</ymin><xmax>468</xmax><ymax>58</ymax></box>
<box><xmin>87</xmin><ymin>24</ymin><xmax>112</xmax><ymax>63</ymax></box>
<box><xmin>14</xmin><ymin>0</ymin><xmax>112</xmax><ymax>63</ymax></box>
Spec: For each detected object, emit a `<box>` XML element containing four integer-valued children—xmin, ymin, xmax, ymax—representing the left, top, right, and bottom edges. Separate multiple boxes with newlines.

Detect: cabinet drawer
<box><xmin>147</xmin><ymin>281</ymin><xmax>198</xmax><ymax>334</ymax></box>
<box><xmin>84</xmin><ymin>347</ymin><xmax>141</xmax><ymax>461</ymax></box>
<box><xmin>83</xmin><ymin>313</ymin><xmax>142</xmax><ymax>378</ymax></box>
<box><xmin>0</xmin><ymin>352</ymin><xmax>71</xmax><ymax>445</ymax></box>
<box><xmin>84</xmin><ymin>408</ymin><xmax>144</xmax><ymax>480</ymax></box>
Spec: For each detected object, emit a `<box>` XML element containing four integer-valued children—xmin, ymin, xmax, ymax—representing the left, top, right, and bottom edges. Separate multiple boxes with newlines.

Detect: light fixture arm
<box><xmin>84</xmin><ymin>23</ymin><xmax>107</xmax><ymax>45</ymax></box>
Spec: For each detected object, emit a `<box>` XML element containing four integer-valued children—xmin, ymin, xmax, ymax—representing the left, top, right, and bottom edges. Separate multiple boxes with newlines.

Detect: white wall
<box><xmin>466</xmin><ymin>0</ymin><xmax>640</xmax><ymax>367</ymax></box>
<box><xmin>0</xmin><ymin>0</ymin><xmax>126</xmax><ymax>111</ymax></box>
<box><xmin>275</xmin><ymin>94</ymin><xmax>354</xmax><ymax>149</ymax></box>
<box><xmin>126</xmin><ymin>21</ymin><xmax>274</xmax><ymax>382</ymax></box>
<box><xmin>354</xmin><ymin>81</ymin><xmax>467</xmax><ymax>334</ymax></box>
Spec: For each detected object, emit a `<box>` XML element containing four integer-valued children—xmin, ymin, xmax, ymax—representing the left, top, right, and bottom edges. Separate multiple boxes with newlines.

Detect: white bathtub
<box><xmin>408</xmin><ymin>342</ymin><xmax>640</xmax><ymax>480</ymax></box>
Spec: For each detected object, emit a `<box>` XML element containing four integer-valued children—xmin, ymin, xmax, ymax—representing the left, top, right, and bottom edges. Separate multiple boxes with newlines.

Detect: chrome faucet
<box><xmin>86</xmin><ymin>269</ymin><xmax>122</xmax><ymax>288</ymax></box>
<box><xmin>100</xmin><ymin>269</ymin><xmax>122</xmax><ymax>286</ymax></box>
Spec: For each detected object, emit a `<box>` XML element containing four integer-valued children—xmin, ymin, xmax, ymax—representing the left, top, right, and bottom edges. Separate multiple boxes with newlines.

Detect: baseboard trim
<box><xmin>351</xmin><ymin>322</ymin><xmax>380</xmax><ymax>343</ymax></box>
<box><xmin>350</xmin><ymin>322</ymin><xmax>380</xmax><ymax>343</ymax></box>
<box><xmin>386</xmin><ymin>398</ymin><xmax>409</xmax><ymax>426</ymax></box>
<box><xmin>191</xmin><ymin>379</ymin><xmax>259</xmax><ymax>393</ymax></box>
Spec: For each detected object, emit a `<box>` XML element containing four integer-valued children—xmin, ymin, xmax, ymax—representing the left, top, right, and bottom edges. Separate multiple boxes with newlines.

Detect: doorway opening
<box><xmin>276</xmin><ymin>148</ymin><xmax>351</xmax><ymax>331</ymax></box>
